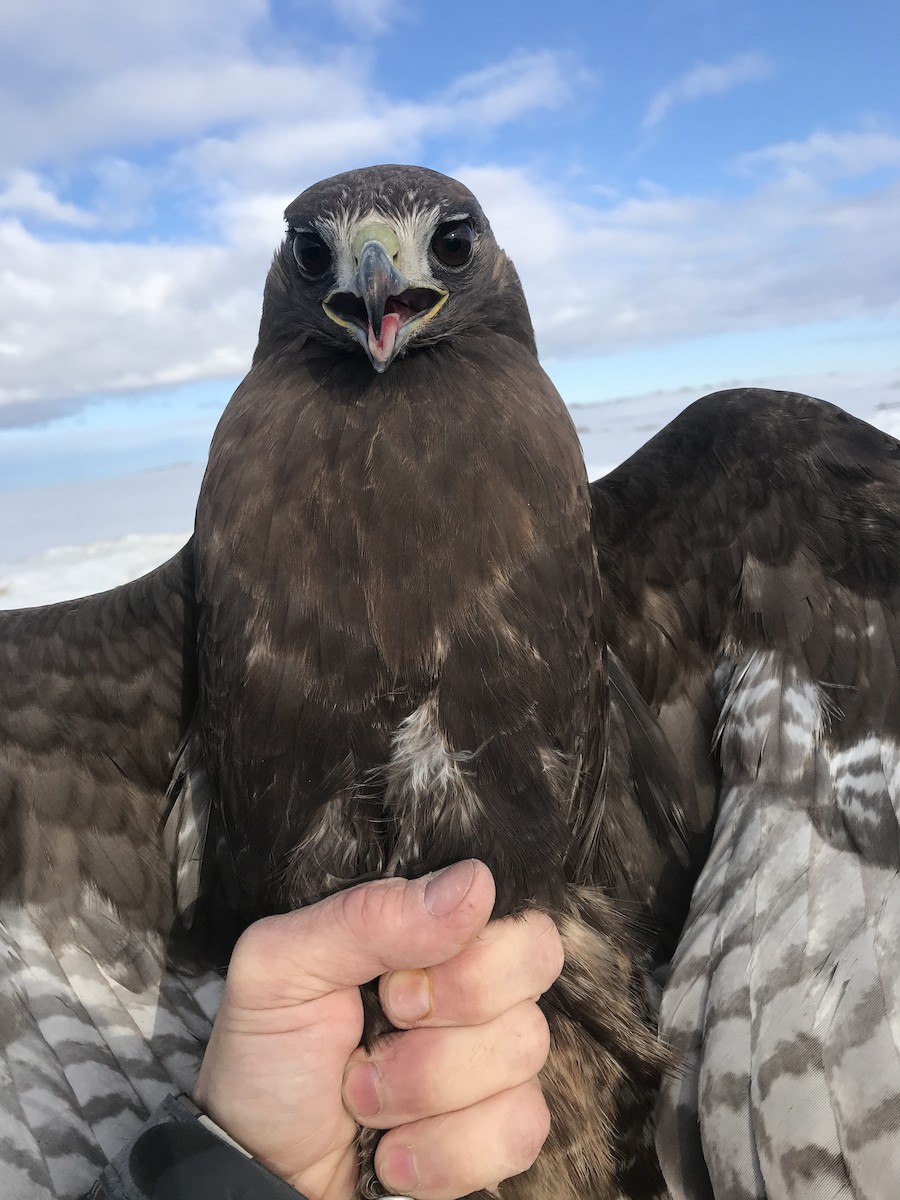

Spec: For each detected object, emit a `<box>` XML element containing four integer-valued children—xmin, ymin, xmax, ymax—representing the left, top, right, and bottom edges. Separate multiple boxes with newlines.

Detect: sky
<box><xmin>1</xmin><ymin>0</ymin><xmax>899</xmax><ymax>509</ymax></box>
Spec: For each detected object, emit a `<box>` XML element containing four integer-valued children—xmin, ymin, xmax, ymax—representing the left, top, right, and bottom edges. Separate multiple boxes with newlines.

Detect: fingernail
<box><xmin>383</xmin><ymin>968</ymin><xmax>432</xmax><ymax>1024</ymax></box>
<box><xmin>381</xmin><ymin>1144</ymin><xmax>418</xmax><ymax>1194</ymax></box>
<box><xmin>344</xmin><ymin>1061</ymin><xmax>382</xmax><ymax>1117</ymax></box>
<box><xmin>423</xmin><ymin>860</ymin><xmax>476</xmax><ymax>916</ymax></box>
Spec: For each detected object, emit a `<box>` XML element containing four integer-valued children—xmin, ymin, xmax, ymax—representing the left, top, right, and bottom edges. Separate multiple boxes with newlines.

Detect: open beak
<box><xmin>323</xmin><ymin>230</ymin><xmax>447</xmax><ymax>373</ymax></box>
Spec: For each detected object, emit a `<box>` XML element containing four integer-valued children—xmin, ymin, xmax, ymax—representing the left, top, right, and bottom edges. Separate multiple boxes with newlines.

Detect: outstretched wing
<box><xmin>0</xmin><ymin>542</ymin><xmax>226</xmax><ymax>1200</ymax></box>
<box><xmin>0</xmin><ymin>541</ymin><xmax>199</xmax><ymax>981</ymax></box>
<box><xmin>592</xmin><ymin>389</ymin><xmax>900</xmax><ymax>1198</ymax></box>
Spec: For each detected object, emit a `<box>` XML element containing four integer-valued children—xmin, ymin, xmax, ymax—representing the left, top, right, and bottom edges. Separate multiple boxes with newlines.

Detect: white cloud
<box><xmin>735</xmin><ymin>129</ymin><xmax>900</xmax><ymax>178</ymax></box>
<box><xmin>0</xmin><ymin>55</ymin><xmax>360</xmax><ymax>169</ymax></box>
<box><xmin>0</xmin><ymin>216</ymin><xmax>262</xmax><ymax>408</ymax></box>
<box><xmin>0</xmin><ymin>35</ymin><xmax>587</xmax><ymax>416</ymax></box>
<box><xmin>327</xmin><ymin>0</ymin><xmax>397</xmax><ymax>34</ymax></box>
<box><xmin>0</xmin><ymin>1</ymin><xmax>352</xmax><ymax>169</ymax></box>
<box><xmin>183</xmin><ymin>51</ymin><xmax>579</xmax><ymax>193</ymax></box>
<box><xmin>0</xmin><ymin>4</ymin><xmax>896</xmax><ymax>429</ymax></box>
<box><xmin>457</xmin><ymin>135</ymin><xmax>900</xmax><ymax>359</ymax></box>
<box><xmin>0</xmin><ymin>0</ymin><xmax>569</xmax><ymax>177</ymax></box>
<box><xmin>443</xmin><ymin>52</ymin><xmax>576</xmax><ymax>124</ymax></box>
<box><xmin>0</xmin><ymin>0</ymin><xmax>266</xmax><ymax>73</ymax></box>
<box><xmin>0</xmin><ymin>170</ymin><xmax>96</xmax><ymax>226</ymax></box>
<box><xmin>643</xmin><ymin>51</ymin><xmax>773</xmax><ymax>129</ymax></box>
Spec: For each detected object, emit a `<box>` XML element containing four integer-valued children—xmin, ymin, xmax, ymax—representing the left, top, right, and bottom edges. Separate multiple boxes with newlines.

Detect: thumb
<box><xmin>226</xmin><ymin>860</ymin><xmax>496</xmax><ymax>1009</ymax></box>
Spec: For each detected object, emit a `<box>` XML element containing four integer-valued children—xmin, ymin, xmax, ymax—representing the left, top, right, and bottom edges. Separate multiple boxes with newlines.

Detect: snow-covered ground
<box><xmin>3</xmin><ymin>372</ymin><xmax>899</xmax><ymax>610</ymax></box>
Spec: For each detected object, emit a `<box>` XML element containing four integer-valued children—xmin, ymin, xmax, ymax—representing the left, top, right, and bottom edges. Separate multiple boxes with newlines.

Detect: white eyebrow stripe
<box><xmin>320</xmin><ymin>203</ymin><xmax>446</xmax><ymax>291</ymax></box>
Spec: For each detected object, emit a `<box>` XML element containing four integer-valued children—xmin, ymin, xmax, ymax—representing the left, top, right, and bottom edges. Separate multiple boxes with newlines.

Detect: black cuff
<box><xmin>128</xmin><ymin>1115</ymin><xmax>309</xmax><ymax>1198</ymax></box>
<box><xmin>85</xmin><ymin>1094</ymin><xmax>309</xmax><ymax>1199</ymax></box>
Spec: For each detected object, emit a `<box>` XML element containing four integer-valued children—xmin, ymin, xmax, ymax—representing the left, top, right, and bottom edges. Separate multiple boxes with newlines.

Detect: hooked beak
<box><xmin>323</xmin><ymin>231</ymin><xmax>447</xmax><ymax>372</ymax></box>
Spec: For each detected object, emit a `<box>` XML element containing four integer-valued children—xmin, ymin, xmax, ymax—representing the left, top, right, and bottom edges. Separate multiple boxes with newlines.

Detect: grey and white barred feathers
<box><xmin>1</xmin><ymin>164</ymin><xmax>899</xmax><ymax>1199</ymax></box>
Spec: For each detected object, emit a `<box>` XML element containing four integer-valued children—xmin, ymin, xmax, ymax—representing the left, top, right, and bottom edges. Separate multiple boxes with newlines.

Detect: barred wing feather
<box><xmin>593</xmin><ymin>388</ymin><xmax>900</xmax><ymax>1199</ymax></box>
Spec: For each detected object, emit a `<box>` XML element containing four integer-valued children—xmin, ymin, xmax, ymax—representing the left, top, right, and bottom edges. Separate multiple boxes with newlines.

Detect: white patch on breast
<box><xmin>387</xmin><ymin>696</ymin><xmax>475</xmax><ymax>801</ymax></box>
<box><xmin>384</xmin><ymin>696</ymin><xmax>481</xmax><ymax>868</ymax></box>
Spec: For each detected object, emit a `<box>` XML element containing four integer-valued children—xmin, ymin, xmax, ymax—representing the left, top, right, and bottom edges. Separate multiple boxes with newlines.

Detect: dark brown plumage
<box><xmin>191</xmin><ymin>165</ymin><xmax>672</xmax><ymax>1198</ymax></box>
<box><xmin>3</xmin><ymin>165</ymin><xmax>900</xmax><ymax>1200</ymax></box>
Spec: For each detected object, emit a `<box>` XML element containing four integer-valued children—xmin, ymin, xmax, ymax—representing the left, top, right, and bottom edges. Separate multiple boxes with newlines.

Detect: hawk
<box><xmin>1</xmin><ymin>165</ymin><xmax>899</xmax><ymax>1200</ymax></box>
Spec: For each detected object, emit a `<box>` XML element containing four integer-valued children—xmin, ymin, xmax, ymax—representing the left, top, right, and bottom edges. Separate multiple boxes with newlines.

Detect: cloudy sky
<box><xmin>2</xmin><ymin>0</ymin><xmax>899</xmax><ymax>499</ymax></box>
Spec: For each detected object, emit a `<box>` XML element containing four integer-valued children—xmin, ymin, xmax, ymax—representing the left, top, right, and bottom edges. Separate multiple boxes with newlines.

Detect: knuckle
<box><xmin>516</xmin><ymin>1002</ymin><xmax>552</xmax><ymax>1072</ymax></box>
<box><xmin>461</xmin><ymin>977</ymin><xmax>496</xmax><ymax>1024</ymax></box>
<box><xmin>446</xmin><ymin>952</ymin><xmax>494</xmax><ymax>1023</ymax></box>
<box><xmin>340</xmin><ymin>876</ymin><xmax>408</xmax><ymax>938</ymax></box>
<box><xmin>504</xmin><ymin>1085</ymin><xmax>551</xmax><ymax>1172</ymax></box>
<box><xmin>528</xmin><ymin>912</ymin><xmax>565</xmax><ymax>987</ymax></box>
<box><xmin>374</xmin><ymin>1031</ymin><xmax>426</xmax><ymax>1105</ymax></box>
<box><xmin>226</xmin><ymin>916</ymin><xmax>281</xmax><ymax>994</ymax></box>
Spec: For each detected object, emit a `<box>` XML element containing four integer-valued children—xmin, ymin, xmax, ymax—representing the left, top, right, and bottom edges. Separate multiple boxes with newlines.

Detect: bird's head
<box><xmin>258</xmin><ymin>164</ymin><xmax>536</xmax><ymax>371</ymax></box>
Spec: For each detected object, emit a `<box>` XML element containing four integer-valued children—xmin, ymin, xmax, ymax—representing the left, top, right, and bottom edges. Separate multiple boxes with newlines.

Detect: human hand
<box><xmin>192</xmin><ymin>860</ymin><xmax>564</xmax><ymax>1200</ymax></box>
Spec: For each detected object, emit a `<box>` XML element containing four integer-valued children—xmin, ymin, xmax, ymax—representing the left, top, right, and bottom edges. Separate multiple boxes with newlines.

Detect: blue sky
<box><xmin>1</xmin><ymin>0</ymin><xmax>899</xmax><ymax>488</ymax></box>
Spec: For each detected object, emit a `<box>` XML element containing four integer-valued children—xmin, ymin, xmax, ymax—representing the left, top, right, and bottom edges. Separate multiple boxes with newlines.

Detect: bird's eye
<box><xmin>431</xmin><ymin>220</ymin><xmax>474</xmax><ymax>268</ymax></box>
<box><xmin>292</xmin><ymin>230</ymin><xmax>332</xmax><ymax>278</ymax></box>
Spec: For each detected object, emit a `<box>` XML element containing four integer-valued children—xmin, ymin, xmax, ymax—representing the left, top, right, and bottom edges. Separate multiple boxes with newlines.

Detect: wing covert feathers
<box><xmin>0</xmin><ymin>543</ymin><xmax>198</xmax><ymax>986</ymax></box>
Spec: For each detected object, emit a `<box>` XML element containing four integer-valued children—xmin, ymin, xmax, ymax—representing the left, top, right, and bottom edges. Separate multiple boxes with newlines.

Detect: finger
<box><xmin>343</xmin><ymin>999</ymin><xmax>550</xmax><ymax>1127</ymax></box>
<box><xmin>380</xmin><ymin>909</ymin><xmax>563</xmax><ymax>1028</ymax></box>
<box><xmin>374</xmin><ymin>1080</ymin><xmax>550</xmax><ymax>1200</ymax></box>
<box><xmin>226</xmin><ymin>861</ymin><xmax>495</xmax><ymax>1009</ymax></box>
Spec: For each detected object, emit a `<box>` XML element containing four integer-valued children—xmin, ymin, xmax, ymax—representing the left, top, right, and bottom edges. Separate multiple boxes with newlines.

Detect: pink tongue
<box><xmin>368</xmin><ymin>312</ymin><xmax>401</xmax><ymax>365</ymax></box>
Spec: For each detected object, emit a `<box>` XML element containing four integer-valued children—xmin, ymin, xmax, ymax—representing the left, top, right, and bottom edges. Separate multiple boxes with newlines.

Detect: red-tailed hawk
<box><xmin>2</xmin><ymin>165</ymin><xmax>899</xmax><ymax>1199</ymax></box>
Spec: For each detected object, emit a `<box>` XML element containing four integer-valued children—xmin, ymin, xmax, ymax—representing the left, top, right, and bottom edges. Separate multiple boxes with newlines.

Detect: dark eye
<box><xmin>292</xmin><ymin>230</ymin><xmax>332</xmax><ymax>278</ymax></box>
<box><xmin>431</xmin><ymin>220</ymin><xmax>474</xmax><ymax>268</ymax></box>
